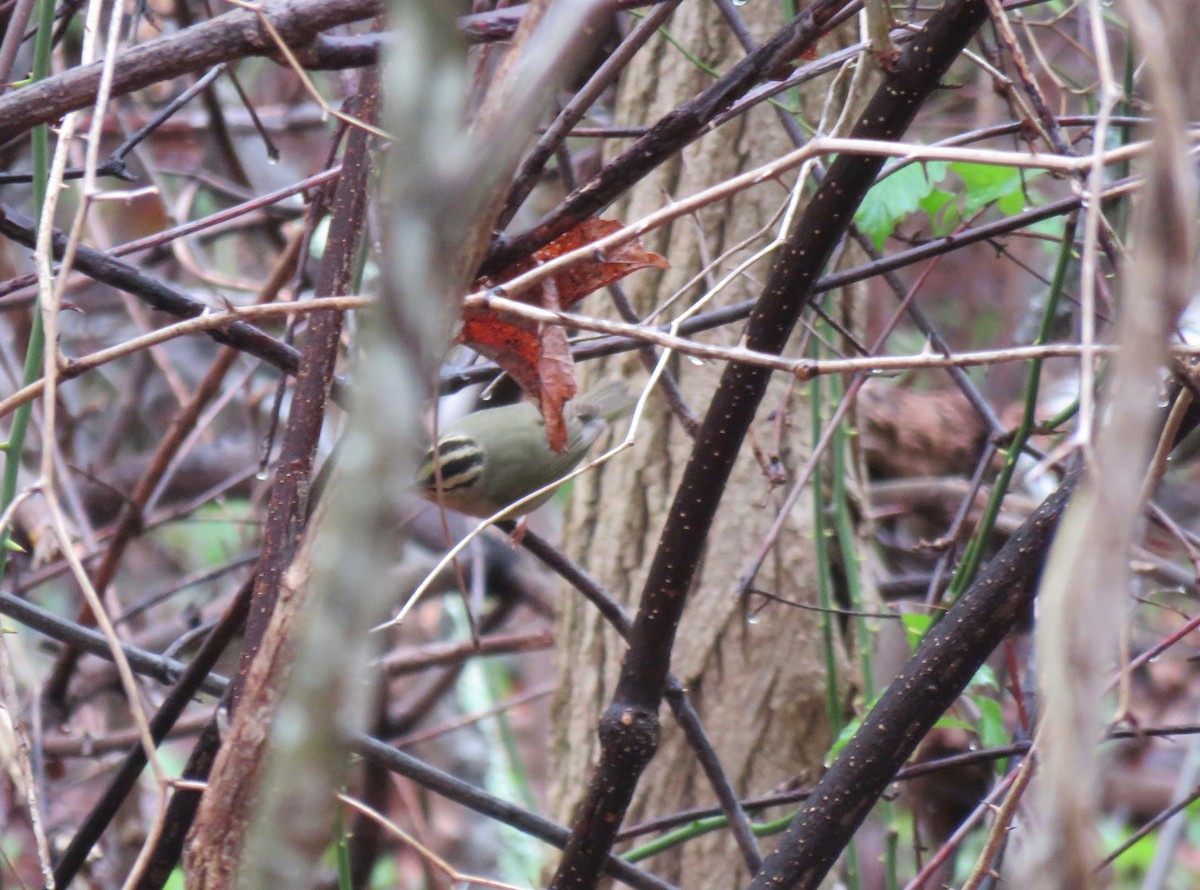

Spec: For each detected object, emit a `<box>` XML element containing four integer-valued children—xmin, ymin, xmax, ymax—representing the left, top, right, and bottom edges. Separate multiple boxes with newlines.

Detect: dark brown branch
<box><xmin>747</xmin><ymin>465</ymin><xmax>1078</xmax><ymax>889</ymax></box>
<box><xmin>546</xmin><ymin>2</ymin><xmax>992</xmax><ymax>887</ymax></box>
<box><xmin>509</xmin><ymin>524</ymin><xmax>762</xmax><ymax>874</ymax></box>
<box><xmin>182</xmin><ymin>80</ymin><xmax>375</xmax><ymax>887</ymax></box>
<box><xmin>230</xmin><ymin>84</ymin><xmax>374</xmax><ymax>700</ymax></box>
<box><xmin>304</xmin><ymin>33</ymin><xmax>389</xmax><ymax>69</ymax></box>
<box><xmin>346</xmin><ymin>732</ymin><xmax>677</xmax><ymax>890</ymax></box>
<box><xmin>0</xmin><ymin>0</ymin><xmax>381</xmax><ymax>147</ymax></box>
<box><xmin>618</xmin><ymin>717</ymin><xmax>1200</xmax><ymax>843</ymax></box>
<box><xmin>0</xmin><ymin>590</ymin><xmax>227</xmax><ymax>694</ymax></box>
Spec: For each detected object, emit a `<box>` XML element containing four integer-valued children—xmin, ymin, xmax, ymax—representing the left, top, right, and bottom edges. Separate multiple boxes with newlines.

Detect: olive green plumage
<box><xmin>416</xmin><ymin>380</ymin><xmax>634</xmax><ymax>518</ymax></box>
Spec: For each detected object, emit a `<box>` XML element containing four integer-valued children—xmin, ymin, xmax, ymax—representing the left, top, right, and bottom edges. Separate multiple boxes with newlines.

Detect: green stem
<box><xmin>811</xmin><ymin>372</ymin><xmax>845</xmax><ymax>737</ymax></box>
<box><xmin>947</xmin><ymin>213</ymin><xmax>1078</xmax><ymax>597</ymax></box>
<box><xmin>830</xmin><ymin>380</ymin><xmax>872</xmax><ymax>698</ymax></box>
<box><xmin>0</xmin><ymin>0</ymin><xmax>56</xmax><ymax>585</ymax></box>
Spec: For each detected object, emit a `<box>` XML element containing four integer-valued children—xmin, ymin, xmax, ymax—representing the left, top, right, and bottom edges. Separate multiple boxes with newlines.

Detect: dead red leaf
<box><xmin>529</xmin><ymin>218</ymin><xmax>669</xmax><ymax>307</ymax></box>
<box><xmin>461</xmin><ymin>218</ymin><xmax>667</xmax><ymax>451</ymax></box>
<box><xmin>460</xmin><ymin>280</ymin><xmax>576</xmax><ymax>450</ymax></box>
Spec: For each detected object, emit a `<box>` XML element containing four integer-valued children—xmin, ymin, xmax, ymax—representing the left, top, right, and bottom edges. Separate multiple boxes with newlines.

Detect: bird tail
<box><xmin>574</xmin><ymin>378</ymin><xmax>638</xmax><ymax>423</ymax></box>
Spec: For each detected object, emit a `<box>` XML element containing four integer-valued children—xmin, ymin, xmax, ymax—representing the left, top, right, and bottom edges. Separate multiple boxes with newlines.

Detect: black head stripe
<box><xmin>419</xmin><ymin>435</ymin><xmax>483</xmax><ymax>493</ymax></box>
<box><xmin>436</xmin><ymin>453</ymin><xmax>484</xmax><ymax>491</ymax></box>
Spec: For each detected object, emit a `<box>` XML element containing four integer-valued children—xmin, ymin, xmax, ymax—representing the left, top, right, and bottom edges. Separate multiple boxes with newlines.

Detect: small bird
<box><xmin>416</xmin><ymin>380</ymin><xmax>634</xmax><ymax>519</ymax></box>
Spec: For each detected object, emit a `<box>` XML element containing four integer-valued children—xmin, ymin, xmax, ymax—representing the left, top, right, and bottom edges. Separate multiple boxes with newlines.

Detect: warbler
<box><xmin>416</xmin><ymin>380</ymin><xmax>634</xmax><ymax>518</ymax></box>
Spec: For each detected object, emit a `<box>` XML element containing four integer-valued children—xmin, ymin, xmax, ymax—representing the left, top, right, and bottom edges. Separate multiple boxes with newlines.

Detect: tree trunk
<box><xmin>549</xmin><ymin>6</ymin><xmax>875</xmax><ymax>887</ymax></box>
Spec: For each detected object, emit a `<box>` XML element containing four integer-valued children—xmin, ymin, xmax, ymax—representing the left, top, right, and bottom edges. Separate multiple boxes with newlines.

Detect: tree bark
<box><xmin>549</xmin><ymin>6</ymin><xmax>872</xmax><ymax>886</ymax></box>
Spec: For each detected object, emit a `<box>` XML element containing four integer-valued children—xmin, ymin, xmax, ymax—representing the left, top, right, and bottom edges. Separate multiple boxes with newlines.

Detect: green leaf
<box><xmin>950</xmin><ymin>161</ymin><xmax>1039</xmax><ymax>216</ymax></box>
<box><xmin>919</xmin><ymin>188</ymin><xmax>957</xmax><ymax>235</ymax></box>
<box><xmin>968</xmin><ymin>662</ymin><xmax>998</xmax><ymax>690</ymax></box>
<box><xmin>1030</xmin><ymin>214</ymin><xmax>1067</xmax><ymax>241</ymax></box>
<box><xmin>974</xmin><ymin>696</ymin><xmax>1007</xmax><ymax>750</ymax></box>
<box><xmin>996</xmin><ymin>188</ymin><xmax>1026</xmax><ymax>216</ymax></box>
<box><xmin>156</xmin><ymin>500</ymin><xmax>255</xmax><ymax>569</ymax></box>
<box><xmin>932</xmin><ymin>716</ymin><xmax>976</xmax><ymax>733</ymax></box>
<box><xmin>855</xmin><ymin>161</ymin><xmax>950</xmax><ymax>248</ymax></box>
<box><xmin>899</xmin><ymin>612</ymin><xmax>934</xmax><ymax>651</ymax></box>
<box><xmin>826</xmin><ymin>712</ymin><xmax>863</xmax><ymax>765</ymax></box>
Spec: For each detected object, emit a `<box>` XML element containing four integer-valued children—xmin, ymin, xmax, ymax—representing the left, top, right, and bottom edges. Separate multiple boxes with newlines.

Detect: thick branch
<box><xmin>748</xmin><ymin>466</ymin><xmax>1078</xmax><ymax>889</ymax></box>
<box><xmin>185</xmin><ymin>78</ymin><xmax>377</xmax><ymax>889</ymax></box>
<box><xmin>547</xmin><ymin>2</ymin><xmax>991</xmax><ymax>888</ymax></box>
<box><xmin>0</xmin><ymin>0</ymin><xmax>381</xmax><ymax>146</ymax></box>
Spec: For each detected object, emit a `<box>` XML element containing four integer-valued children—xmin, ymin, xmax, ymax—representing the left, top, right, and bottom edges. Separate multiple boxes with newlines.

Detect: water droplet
<box><xmin>732</xmin><ymin>0</ymin><xmax>748</xmax><ymax>6</ymax></box>
<box><xmin>255</xmin><ymin>468</ymin><xmax>270</xmax><ymax>481</ymax></box>
<box><xmin>747</xmin><ymin>613</ymin><xmax>760</xmax><ymax>625</ymax></box>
